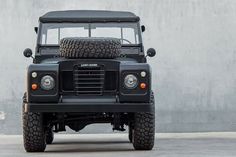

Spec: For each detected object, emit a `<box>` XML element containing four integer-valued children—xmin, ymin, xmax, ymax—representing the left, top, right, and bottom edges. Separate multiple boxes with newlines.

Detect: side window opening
<box><xmin>122</xmin><ymin>27</ymin><xmax>136</xmax><ymax>44</ymax></box>
<box><xmin>91</xmin><ymin>27</ymin><xmax>121</xmax><ymax>39</ymax></box>
<box><xmin>46</xmin><ymin>28</ymin><xmax>58</xmax><ymax>44</ymax></box>
<box><xmin>60</xmin><ymin>27</ymin><xmax>88</xmax><ymax>39</ymax></box>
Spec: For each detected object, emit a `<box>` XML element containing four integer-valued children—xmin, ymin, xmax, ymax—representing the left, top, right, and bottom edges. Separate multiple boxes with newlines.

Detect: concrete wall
<box><xmin>0</xmin><ymin>0</ymin><xmax>236</xmax><ymax>134</ymax></box>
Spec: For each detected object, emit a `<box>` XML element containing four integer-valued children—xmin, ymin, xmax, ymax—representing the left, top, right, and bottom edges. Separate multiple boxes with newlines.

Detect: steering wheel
<box><xmin>120</xmin><ymin>38</ymin><xmax>132</xmax><ymax>44</ymax></box>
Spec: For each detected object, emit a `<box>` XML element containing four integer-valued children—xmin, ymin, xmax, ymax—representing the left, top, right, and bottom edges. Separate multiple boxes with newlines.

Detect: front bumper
<box><xmin>24</xmin><ymin>95</ymin><xmax>151</xmax><ymax>113</ymax></box>
<box><xmin>24</xmin><ymin>102</ymin><xmax>151</xmax><ymax>113</ymax></box>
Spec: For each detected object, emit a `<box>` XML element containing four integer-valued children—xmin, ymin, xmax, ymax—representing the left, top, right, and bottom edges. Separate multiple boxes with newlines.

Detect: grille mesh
<box><xmin>73</xmin><ymin>65</ymin><xmax>105</xmax><ymax>95</ymax></box>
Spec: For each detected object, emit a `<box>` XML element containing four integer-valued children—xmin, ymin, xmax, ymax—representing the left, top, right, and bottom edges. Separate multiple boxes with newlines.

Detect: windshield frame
<box><xmin>37</xmin><ymin>22</ymin><xmax>142</xmax><ymax>47</ymax></box>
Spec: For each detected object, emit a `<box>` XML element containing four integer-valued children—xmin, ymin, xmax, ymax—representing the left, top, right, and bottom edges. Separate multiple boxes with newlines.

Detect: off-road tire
<box><xmin>46</xmin><ymin>129</ymin><xmax>54</xmax><ymax>144</ymax></box>
<box><xmin>60</xmin><ymin>37</ymin><xmax>121</xmax><ymax>59</ymax></box>
<box><xmin>128</xmin><ymin>125</ymin><xmax>133</xmax><ymax>143</ymax></box>
<box><xmin>22</xmin><ymin>94</ymin><xmax>46</xmax><ymax>152</ymax></box>
<box><xmin>132</xmin><ymin>92</ymin><xmax>155</xmax><ymax>150</ymax></box>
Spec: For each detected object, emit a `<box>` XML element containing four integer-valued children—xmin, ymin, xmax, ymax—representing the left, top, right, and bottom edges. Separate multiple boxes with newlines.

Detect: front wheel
<box><xmin>128</xmin><ymin>125</ymin><xmax>133</xmax><ymax>143</ymax></box>
<box><xmin>132</xmin><ymin>92</ymin><xmax>155</xmax><ymax>150</ymax></box>
<box><xmin>46</xmin><ymin>128</ymin><xmax>54</xmax><ymax>144</ymax></box>
<box><xmin>22</xmin><ymin>106</ymin><xmax>46</xmax><ymax>152</ymax></box>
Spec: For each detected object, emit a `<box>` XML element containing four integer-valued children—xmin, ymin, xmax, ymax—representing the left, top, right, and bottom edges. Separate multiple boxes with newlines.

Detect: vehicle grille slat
<box><xmin>74</xmin><ymin>69</ymin><xmax>104</xmax><ymax>72</ymax></box>
<box><xmin>74</xmin><ymin>78</ymin><xmax>104</xmax><ymax>81</ymax></box>
<box><xmin>75</xmin><ymin>86</ymin><xmax>103</xmax><ymax>89</ymax></box>
<box><xmin>75</xmin><ymin>82</ymin><xmax>103</xmax><ymax>85</ymax></box>
<box><xmin>73</xmin><ymin>65</ymin><xmax>104</xmax><ymax>95</ymax></box>
<box><xmin>74</xmin><ymin>74</ymin><xmax>105</xmax><ymax>76</ymax></box>
<box><xmin>76</xmin><ymin>91</ymin><xmax>102</xmax><ymax>93</ymax></box>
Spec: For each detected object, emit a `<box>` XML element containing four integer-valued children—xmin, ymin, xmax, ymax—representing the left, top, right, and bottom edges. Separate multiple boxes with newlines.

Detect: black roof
<box><xmin>39</xmin><ymin>10</ymin><xmax>140</xmax><ymax>23</ymax></box>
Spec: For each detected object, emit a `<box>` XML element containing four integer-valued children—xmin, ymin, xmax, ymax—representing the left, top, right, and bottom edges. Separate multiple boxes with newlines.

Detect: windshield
<box><xmin>40</xmin><ymin>23</ymin><xmax>140</xmax><ymax>45</ymax></box>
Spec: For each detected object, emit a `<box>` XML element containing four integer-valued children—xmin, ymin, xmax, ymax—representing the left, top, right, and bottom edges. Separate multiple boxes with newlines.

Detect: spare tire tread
<box><xmin>60</xmin><ymin>37</ymin><xmax>121</xmax><ymax>59</ymax></box>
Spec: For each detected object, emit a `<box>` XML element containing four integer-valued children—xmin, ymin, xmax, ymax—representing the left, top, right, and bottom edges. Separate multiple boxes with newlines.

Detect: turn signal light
<box><xmin>31</xmin><ymin>84</ymin><xmax>38</xmax><ymax>90</ymax></box>
<box><xmin>140</xmin><ymin>83</ymin><xmax>146</xmax><ymax>89</ymax></box>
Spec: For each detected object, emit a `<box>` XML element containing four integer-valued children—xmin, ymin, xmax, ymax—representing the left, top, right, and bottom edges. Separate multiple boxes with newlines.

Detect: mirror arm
<box><xmin>30</xmin><ymin>55</ymin><xmax>35</xmax><ymax>62</ymax></box>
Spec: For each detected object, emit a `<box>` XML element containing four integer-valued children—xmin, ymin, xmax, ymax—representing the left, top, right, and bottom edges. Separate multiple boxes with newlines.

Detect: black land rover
<box><xmin>22</xmin><ymin>10</ymin><xmax>156</xmax><ymax>152</ymax></box>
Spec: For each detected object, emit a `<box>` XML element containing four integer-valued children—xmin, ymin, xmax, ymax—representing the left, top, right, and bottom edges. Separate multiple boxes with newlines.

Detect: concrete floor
<box><xmin>0</xmin><ymin>133</ymin><xmax>236</xmax><ymax>157</ymax></box>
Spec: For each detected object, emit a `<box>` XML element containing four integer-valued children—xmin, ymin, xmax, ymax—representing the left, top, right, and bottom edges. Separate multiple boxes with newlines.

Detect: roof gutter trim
<box><xmin>39</xmin><ymin>17</ymin><xmax>140</xmax><ymax>23</ymax></box>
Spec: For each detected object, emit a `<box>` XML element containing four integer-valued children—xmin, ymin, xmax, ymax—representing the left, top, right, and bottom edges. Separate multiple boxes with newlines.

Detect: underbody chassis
<box><xmin>23</xmin><ymin>95</ymin><xmax>153</xmax><ymax>132</ymax></box>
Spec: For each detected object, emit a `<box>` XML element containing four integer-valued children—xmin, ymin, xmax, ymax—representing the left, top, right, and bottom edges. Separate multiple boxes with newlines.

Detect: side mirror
<box><xmin>34</xmin><ymin>27</ymin><xmax>38</xmax><ymax>34</ymax></box>
<box><xmin>141</xmin><ymin>25</ymin><xmax>145</xmax><ymax>32</ymax></box>
<box><xmin>23</xmin><ymin>48</ymin><xmax>33</xmax><ymax>58</ymax></box>
<box><xmin>147</xmin><ymin>48</ymin><xmax>156</xmax><ymax>57</ymax></box>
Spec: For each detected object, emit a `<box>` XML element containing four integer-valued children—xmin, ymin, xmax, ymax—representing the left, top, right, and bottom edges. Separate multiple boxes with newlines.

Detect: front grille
<box><xmin>73</xmin><ymin>65</ymin><xmax>105</xmax><ymax>95</ymax></box>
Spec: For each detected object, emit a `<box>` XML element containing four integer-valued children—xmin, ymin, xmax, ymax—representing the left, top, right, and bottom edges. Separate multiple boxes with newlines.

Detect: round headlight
<box><xmin>40</xmin><ymin>75</ymin><xmax>55</xmax><ymax>90</ymax></box>
<box><xmin>124</xmin><ymin>74</ymin><xmax>138</xmax><ymax>89</ymax></box>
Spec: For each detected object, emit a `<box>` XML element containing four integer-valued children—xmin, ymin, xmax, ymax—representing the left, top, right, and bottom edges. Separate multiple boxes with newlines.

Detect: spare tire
<box><xmin>60</xmin><ymin>37</ymin><xmax>121</xmax><ymax>59</ymax></box>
